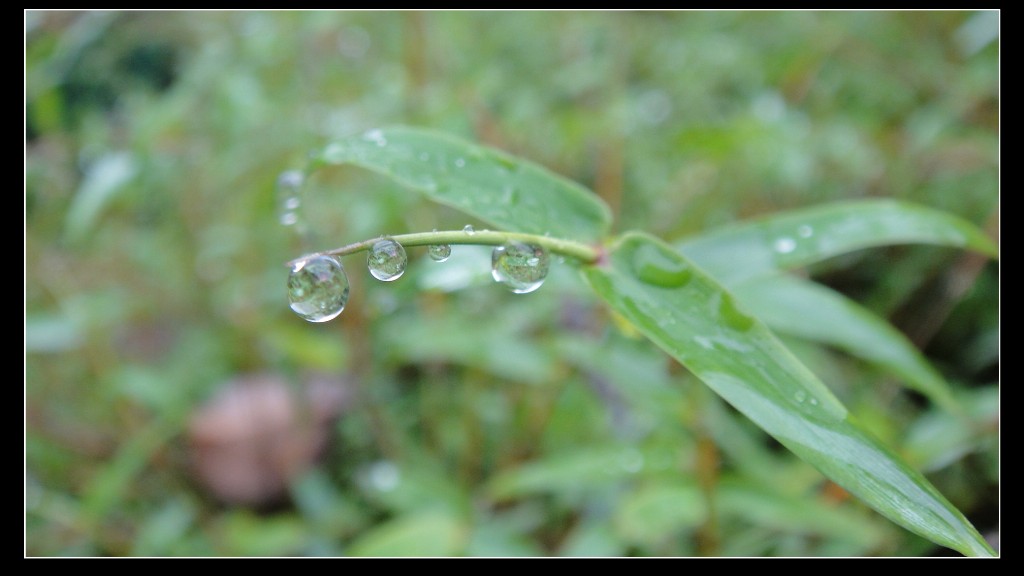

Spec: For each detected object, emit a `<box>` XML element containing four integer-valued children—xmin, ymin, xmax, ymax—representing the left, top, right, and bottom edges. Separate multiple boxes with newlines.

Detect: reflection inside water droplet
<box><xmin>428</xmin><ymin>243</ymin><xmax>451</xmax><ymax>262</ymax></box>
<box><xmin>492</xmin><ymin>242</ymin><xmax>550</xmax><ymax>294</ymax></box>
<box><xmin>287</xmin><ymin>255</ymin><xmax>350</xmax><ymax>322</ymax></box>
<box><xmin>367</xmin><ymin>238</ymin><xmax>407</xmax><ymax>281</ymax></box>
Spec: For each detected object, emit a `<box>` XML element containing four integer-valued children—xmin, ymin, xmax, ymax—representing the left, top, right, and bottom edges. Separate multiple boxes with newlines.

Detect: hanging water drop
<box><xmin>463</xmin><ymin>224</ymin><xmax>475</xmax><ymax>235</ymax></box>
<box><xmin>428</xmin><ymin>244</ymin><xmax>451</xmax><ymax>262</ymax></box>
<box><xmin>491</xmin><ymin>242</ymin><xmax>550</xmax><ymax>294</ymax></box>
<box><xmin>367</xmin><ymin>237</ymin><xmax>407</xmax><ymax>281</ymax></box>
<box><xmin>287</xmin><ymin>255</ymin><xmax>349</xmax><ymax>322</ymax></box>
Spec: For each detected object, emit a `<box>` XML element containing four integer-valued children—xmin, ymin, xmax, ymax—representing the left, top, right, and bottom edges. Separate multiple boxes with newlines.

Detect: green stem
<box><xmin>285</xmin><ymin>229</ymin><xmax>602</xmax><ymax>268</ymax></box>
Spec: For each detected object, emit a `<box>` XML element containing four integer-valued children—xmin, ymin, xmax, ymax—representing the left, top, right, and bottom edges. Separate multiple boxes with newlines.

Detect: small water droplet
<box><xmin>367</xmin><ymin>461</ymin><xmax>400</xmax><ymax>492</ymax></box>
<box><xmin>367</xmin><ymin>237</ymin><xmax>407</xmax><ymax>281</ymax></box>
<box><xmin>454</xmin><ymin>157</ymin><xmax>466</xmax><ymax>168</ymax></box>
<box><xmin>288</xmin><ymin>255</ymin><xmax>350</xmax><ymax>322</ymax></box>
<box><xmin>492</xmin><ymin>242</ymin><xmax>550</xmax><ymax>294</ymax></box>
<box><xmin>797</xmin><ymin>225</ymin><xmax>813</xmax><ymax>238</ymax></box>
<box><xmin>463</xmin><ymin>224</ymin><xmax>475</xmax><ymax>235</ymax></box>
<box><xmin>632</xmin><ymin>243</ymin><xmax>692</xmax><ymax>288</ymax></box>
<box><xmin>419</xmin><ymin>152</ymin><xmax>430</xmax><ymax>161</ymax></box>
<box><xmin>794</xmin><ymin>390</ymin><xmax>807</xmax><ymax>404</ymax></box>
<box><xmin>774</xmin><ymin>237</ymin><xmax>797</xmax><ymax>254</ymax></box>
<box><xmin>501</xmin><ymin>185</ymin><xmax>518</xmax><ymax>204</ymax></box>
<box><xmin>276</xmin><ymin>170</ymin><xmax>306</xmax><ymax>229</ymax></box>
<box><xmin>718</xmin><ymin>294</ymin><xmax>754</xmax><ymax>332</ymax></box>
<box><xmin>427</xmin><ymin>244</ymin><xmax>451</xmax><ymax>262</ymax></box>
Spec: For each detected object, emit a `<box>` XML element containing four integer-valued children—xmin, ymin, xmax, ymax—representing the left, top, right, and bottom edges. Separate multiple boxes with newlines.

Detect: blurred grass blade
<box><xmin>717</xmin><ymin>479</ymin><xmax>891</xmax><ymax>552</ymax></box>
<box><xmin>312</xmin><ymin>126</ymin><xmax>612</xmax><ymax>242</ymax></box>
<box><xmin>64</xmin><ymin>151</ymin><xmax>138</xmax><ymax>243</ymax></box>
<box><xmin>346</xmin><ymin>509</ymin><xmax>467</xmax><ymax>557</ymax></box>
<box><xmin>732</xmin><ymin>274</ymin><xmax>961</xmax><ymax>414</ymax></box>
<box><xmin>583</xmin><ymin>232</ymin><xmax>994</xmax><ymax>557</ymax></box>
<box><xmin>677</xmin><ymin>200</ymin><xmax>997</xmax><ymax>286</ymax></box>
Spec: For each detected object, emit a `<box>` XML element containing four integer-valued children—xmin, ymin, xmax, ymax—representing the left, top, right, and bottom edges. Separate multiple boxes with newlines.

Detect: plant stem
<box><xmin>285</xmin><ymin>229</ymin><xmax>602</xmax><ymax>268</ymax></box>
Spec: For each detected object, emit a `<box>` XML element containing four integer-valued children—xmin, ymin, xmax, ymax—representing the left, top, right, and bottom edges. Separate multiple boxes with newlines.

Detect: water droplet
<box><xmin>454</xmin><ymin>157</ymin><xmax>466</xmax><ymax>168</ymax></box>
<box><xmin>809</xmin><ymin>397</ymin><xmax>819</xmax><ymax>406</ymax></box>
<box><xmin>718</xmin><ymin>294</ymin><xmax>754</xmax><ymax>332</ymax></box>
<box><xmin>427</xmin><ymin>244</ymin><xmax>451</xmax><ymax>262</ymax></box>
<box><xmin>367</xmin><ymin>238</ymin><xmax>407</xmax><ymax>281</ymax></box>
<box><xmin>363</xmin><ymin>129</ymin><xmax>387</xmax><ymax>147</ymax></box>
<box><xmin>491</xmin><ymin>242</ymin><xmax>550</xmax><ymax>294</ymax></box>
<box><xmin>287</xmin><ymin>255</ymin><xmax>350</xmax><ymax>322</ymax></box>
<box><xmin>501</xmin><ymin>185</ymin><xmax>518</xmax><ymax>204</ymax></box>
<box><xmin>794</xmin><ymin>390</ymin><xmax>807</xmax><ymax>403</ymax></box>
<box><xmin>367</xmin><ymin>461</ymin><xmax>400</xmax><ymax>492</ymax></box>
<box><xmin>774</xmin><ymin>237</ymin><xmax>797</xmax><ymax>254</ymax></box>
<box><xmin>277</xmin><ymin>170</ymin><xmax>304</xmax><ymax>191</ymax></box>
<box><xmin>797</xmin><ymin>225</ymin><xmax>813</xmax><ymax>238</ymax></box>
<box><xmin>632</xmin><ymin>243</ymin><xmax>692</xmax><ymax>288</ymax></box>
<box><xmin>276</xmin><ymin>170</ymin><xmax>305</xmax><ymax>228</ymax></box>
<box><xmin>463</xmin><ymin>224</ymin><xmax>475</xmax><ymax>235</ymax></box>
<box><xmin>419</xmin><ymin>152</ymin><xmax>430</xmax><ymax>161</ymax></box>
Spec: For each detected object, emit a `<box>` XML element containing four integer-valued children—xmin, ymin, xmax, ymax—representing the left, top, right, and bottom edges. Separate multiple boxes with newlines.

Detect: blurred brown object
<box><xmin>187</xmin><ymin>373</ymin><xmax>349</xmax><ymax>507</ymax></box>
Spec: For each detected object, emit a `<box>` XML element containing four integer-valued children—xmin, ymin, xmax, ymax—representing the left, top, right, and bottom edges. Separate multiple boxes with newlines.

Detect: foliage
<box><xmin>26</xmin><ymin>11</ymin><xmax>998</xmax><ymax>557</ymax></box>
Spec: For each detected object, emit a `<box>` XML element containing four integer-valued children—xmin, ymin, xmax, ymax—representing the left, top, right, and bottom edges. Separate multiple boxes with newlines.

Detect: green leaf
<box><xmin>582</xmin><ymin>232</ymin><xmax>993</xmax><ymax>557</ymax></box>
<box><xmin>677</xmin><ymin>200</ymin><xmax>997</xmax><ymax>287</ymax></box>
<box><xmin>731</xmin><ymin>274</ymin><xmax>960</xmax><ymax>414</ymax></box>
<box><xmin>64</xmin><ymin>151</ymin><xmax>138</xmax><ymax>243</ymax></box>
<box><xmin>346</xmin><ymin>510</ymin><xmax>467</xmax><ymax>557</ymax></box>
<box><xmin>313</xmin><ymin>126</ymin><xmax>612</xmax><ymax>242</ymax></box>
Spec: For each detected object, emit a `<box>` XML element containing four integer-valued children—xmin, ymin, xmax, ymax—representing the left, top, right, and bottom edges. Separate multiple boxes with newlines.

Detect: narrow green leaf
<box><xmin>677</xmin><ymin>200</ymin><xmax>997</xmax><ymax>286</ymax></box>
<box><xmin>583</xmin><ymin>232</ymin><xmax>993</xmax><ymax>557</ymax></box>
<box><xmin>64</xmin><ymin>151</ymin><xmax>138</xmax><ymax>243</ymax></box>
<box><xmin>732</xmin><ymin>274</ymin><xmax>961</xmax><ymax>414</ymax></box>
<box><xmin>313</xmin><ymin>126</ymin><xmax>612</xmax><ymax>242</ymax></box>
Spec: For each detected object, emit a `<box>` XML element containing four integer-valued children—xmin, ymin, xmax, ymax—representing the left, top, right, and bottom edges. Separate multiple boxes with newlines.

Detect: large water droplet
<box><xmin>632</xmin><ymin>243</ymin><xmax>692</xmax><ymax>288</ymax></box>
<box><xmin>367</xmin><ymin>238</ymin><xmax>407</xmax><ymax>281</ymax></box>
<box><xmin>288</xmin><ymin>255</ymin><xmax>349</xmax><ymax>322</ymax></box>
<box><xmin>774</xmin><ymin>237</ymin><xmax>797</xmax><ymax>254</ymax></box>
<box><xmin>428</xmin><ymin>244</ymin><xmax>451</xmax><ymax>262</ymax></box>
<box><xmin>463</xmin><ymin>224</ymin><xmax>475</xmax><ymax>235</ymax></box>
<box><xmin>492</xmin><ymin>242</ymin><xmax>550</xmax><ymax>294</ymax></box>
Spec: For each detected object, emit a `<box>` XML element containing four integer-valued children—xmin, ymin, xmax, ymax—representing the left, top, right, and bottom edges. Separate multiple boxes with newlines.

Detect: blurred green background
<box><xmin>25</xmin><ymin>11</ymin><xmax>998</xmax><ymax>556</ymax></box>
